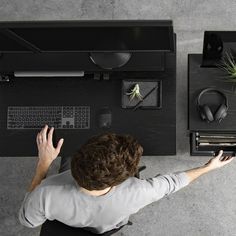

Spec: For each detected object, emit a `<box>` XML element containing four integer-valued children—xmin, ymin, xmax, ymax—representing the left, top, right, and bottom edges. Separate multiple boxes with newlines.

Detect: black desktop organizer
<box><xmin>188</xmin><ymin>54</ymin><xmax>236</xmax><ymax>156</ymax></box>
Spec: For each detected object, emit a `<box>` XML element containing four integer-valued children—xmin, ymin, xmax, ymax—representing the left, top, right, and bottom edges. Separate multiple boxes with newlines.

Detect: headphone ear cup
<box><xmin>199</xmin><ymin>105</ymin><xmax>206</xmax><ymax>120</ymax></box>
<box><xmin>215</xmin><ymin>104</ymin><xmax>227</xmax><ymax>121</ymax></box>
<box><xmin>202</xmin><ymin>105</ymin><xmax>214</xmax><ymax>122</ymax></box>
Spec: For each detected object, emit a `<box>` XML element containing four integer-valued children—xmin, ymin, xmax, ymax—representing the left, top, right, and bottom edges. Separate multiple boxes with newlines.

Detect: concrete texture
<box><xmin>0</xmin><ymin>1</ymin><xmax>236</xmax><ymax>236</ymax></box>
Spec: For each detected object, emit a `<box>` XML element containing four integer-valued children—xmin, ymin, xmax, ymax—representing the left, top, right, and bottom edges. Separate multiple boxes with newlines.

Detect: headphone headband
<box><xmin>197</xmin><ymin>88</ymin><xmax>228</xmax><ymax>108</ymax></box>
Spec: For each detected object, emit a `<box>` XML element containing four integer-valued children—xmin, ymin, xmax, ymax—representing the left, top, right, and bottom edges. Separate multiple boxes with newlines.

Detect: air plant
<box><xmin>219</xmin><ymin>52</ymin><xmax>236</xmax><ymax>82</ymax></box>
<box><xmin>126</xmin><ymin>84</ymin><xmax>143</xmax><ymax>101</ymax></box>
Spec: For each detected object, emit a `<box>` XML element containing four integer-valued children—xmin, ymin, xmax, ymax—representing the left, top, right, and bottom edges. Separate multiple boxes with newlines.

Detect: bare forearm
<box><xmin>185</xmin><ymin>165</ymin><xmax>211</xmax><ymax>183</ymax></box>
<box><xmin>28</xmin><ymin>162</ymin><xmax>51</xmax><ymax>192</ymax></box>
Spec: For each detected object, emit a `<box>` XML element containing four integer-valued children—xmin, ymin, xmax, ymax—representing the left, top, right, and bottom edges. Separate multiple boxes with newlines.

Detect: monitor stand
<box><xmin>89</xmin><ymin>52</ymin><xmax>132</xmax><ymax>70</ymax></box>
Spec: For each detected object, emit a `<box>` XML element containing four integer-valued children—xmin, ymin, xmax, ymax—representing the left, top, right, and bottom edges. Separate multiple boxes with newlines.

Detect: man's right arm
<box><xmin>141</xmin><ymin>150</ymin><xmax>234</xmax><ymax>203</ymax></box>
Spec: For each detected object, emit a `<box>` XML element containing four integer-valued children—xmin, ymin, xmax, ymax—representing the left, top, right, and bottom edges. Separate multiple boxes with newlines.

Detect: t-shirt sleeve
<box><xmin>143</xmin><ymin>172</ymin><xmax>190</xmax><ymax>202</ymax></box>
<box><xmin>122</xmin><ymin>172</ymin><xmax>190</xmax><ymax>215</ymax></box>
<box><xmin>18</xmin><ymin>188</ymin><xmax>47</xmax><ymax>228</ymax></box>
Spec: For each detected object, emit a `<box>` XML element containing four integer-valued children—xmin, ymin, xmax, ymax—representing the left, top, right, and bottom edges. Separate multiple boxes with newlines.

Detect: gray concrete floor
<box><xmin>1</xmin><ymin>1</ymin><xmax>236</xmax><ymax>236</ymax></box>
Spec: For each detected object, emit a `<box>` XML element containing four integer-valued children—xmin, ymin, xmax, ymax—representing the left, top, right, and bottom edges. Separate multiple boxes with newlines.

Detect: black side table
<box><xmin>188</xmin><ymin>54</ymin><xmax>236</xmax><ymax>155</ymax></box>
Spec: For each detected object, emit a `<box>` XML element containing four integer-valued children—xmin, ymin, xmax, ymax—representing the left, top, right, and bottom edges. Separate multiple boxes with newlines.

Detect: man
<box><xmin>19</xmin><ymin>125</ymin><xmax>234</xmax><ymax>234</ymax></box>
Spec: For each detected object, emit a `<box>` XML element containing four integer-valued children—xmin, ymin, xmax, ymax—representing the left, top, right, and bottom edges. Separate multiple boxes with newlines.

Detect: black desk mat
<box><xmin>0</xmin><ymin>64</ymin><xmax>176</xmax><ymax>156</ymax></box>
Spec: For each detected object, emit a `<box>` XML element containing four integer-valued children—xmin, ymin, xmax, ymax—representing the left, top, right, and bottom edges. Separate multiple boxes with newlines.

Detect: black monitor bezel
<box><xmin>0</xmin><ymin>20</ymin><xmax>174</xmax><ymax>53</ymax></box>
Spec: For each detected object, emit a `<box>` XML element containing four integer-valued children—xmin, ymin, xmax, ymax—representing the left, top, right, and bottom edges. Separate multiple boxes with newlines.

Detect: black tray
<box><xmin>121</xmin><ymin>79</ymin><xmax>162</xmax><ymax>109</ymax></box>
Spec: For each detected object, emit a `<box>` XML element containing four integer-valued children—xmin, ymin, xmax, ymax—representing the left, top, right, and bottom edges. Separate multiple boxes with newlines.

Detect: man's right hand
<box><xmin>205</xmin><ymin>150</ymin><xmax>234</xmax><ymax>171</ymax></box>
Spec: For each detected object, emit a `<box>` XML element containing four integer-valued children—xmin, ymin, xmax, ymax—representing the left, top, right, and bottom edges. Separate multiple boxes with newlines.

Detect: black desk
<box><xmin>0</xmin><ymin>53</ymin><xmax>176</xmax><ymax>156</ymax></box>
<box><xmin>188</xmin><ymin>54</ymin><xmax>236</xmax><ymax>155</ymax></box>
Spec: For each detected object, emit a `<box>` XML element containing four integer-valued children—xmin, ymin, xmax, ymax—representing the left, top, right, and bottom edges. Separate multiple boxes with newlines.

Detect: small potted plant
<box><xmin>218</xmin><ymin>52</ymin><xmax>236</xmax><ymax>92</ymax></box>
<box><xmin>126</xmin><ymin>84</ymin><xmax>143</xmax><ymax>101</ymax></box>
<box><xmin>219</xmin><ymin>53</ymin><xmax>236</xmax><ymax>80</ymax></box>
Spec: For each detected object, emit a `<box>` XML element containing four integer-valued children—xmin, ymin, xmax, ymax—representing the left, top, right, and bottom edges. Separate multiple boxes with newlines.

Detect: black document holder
<box><xmin>121</xmin><ymin>80</ymin><xmax>162</xmax><ymax>109</ymax></box>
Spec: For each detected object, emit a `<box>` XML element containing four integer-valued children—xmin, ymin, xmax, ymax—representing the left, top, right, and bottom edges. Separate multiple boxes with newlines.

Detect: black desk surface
<box><xmin>188</xmin><ymin>54</ymin><xmax>236</xmax><ymax>132</ymax></box>
<box><xmin>0</xmin><ymin>54</ymin><xmax>176</xmax><ymax>157</ymax></box>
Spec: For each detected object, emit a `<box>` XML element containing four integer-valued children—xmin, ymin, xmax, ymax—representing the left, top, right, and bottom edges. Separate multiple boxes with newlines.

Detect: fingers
<box><xmin>36</xmin><ymin>125</ymin><xmax>63</xmax><ymax>156</ymax></box>
<box><xmin>221</xmin><ymin>156</ymin><xmax>234</xmax><ymax>162</ymax></box>
<box><xmin>41</xmin><ymin>125</ymin><xmax>48</xmax><ymax>143</ymax></box>
<box><xmin>36</xmin><ymin>132</ymin><xmax>40</xmax><ymax>147</ymax></box>
<box><xmin>215</xmin><ymin>150</ymin><xmax>223</xmax><ymax>159</ymax></box>
<box><xmin>225</xmin><ymin>156</ymin><xmax>234</xmax><ymax>164</ymax></box>
<box><xmin>221</xmin><ymin>156</ymin><xmax>231</xmax><ymax>161</ymax></box>
<box><xmin>56</xmin><ymin>138</ymin><xmax>64</xmax><ymax>153</ymax></box>
<box><xmin>36</xmin><ymin>131</ymin><xmax>44</xmax><ymax>145</ymax></box>
<box><xmin>37</xmin><ymin>125</ymin><xmax>52</xmax><ymax>143</ymax></box>
<box><xmin>48</xmin><ymin>127</ymin><xmax>54</xmax><ymax>145</ymax></box>
<box><xmin>221</xmin><ymin>156</ymin><xmax>227</xmax><ymax>161</ymax></box>
<box><xmin>36</xmin><ymin>125</ymin><xmax>50</xmax><ymax>146</ymax></box>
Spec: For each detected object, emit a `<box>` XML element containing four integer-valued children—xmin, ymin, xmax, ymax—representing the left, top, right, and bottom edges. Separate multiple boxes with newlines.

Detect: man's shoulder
<box><xmin>29</xmin><ymin>170</ymin><xmax>78</xmax><ymax>201</ymax></box>
<box><xmin>40</xmin><ymin>170</ymin><xmax>75</xmax><ymax>187</ymax></box>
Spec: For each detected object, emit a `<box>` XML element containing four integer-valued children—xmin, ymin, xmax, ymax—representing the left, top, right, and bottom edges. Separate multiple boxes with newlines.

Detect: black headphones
<box><xmin>197</xmin><ymin>88</ymin><xmax>228</xmax><ymax>122</ymax></box>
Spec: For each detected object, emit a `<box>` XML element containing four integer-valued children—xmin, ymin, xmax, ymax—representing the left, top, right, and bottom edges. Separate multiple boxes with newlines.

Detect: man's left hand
<box><xmin>36</xmin><ymin>125</ymin><xmax>64</xmax><ymax>167</ymax></box>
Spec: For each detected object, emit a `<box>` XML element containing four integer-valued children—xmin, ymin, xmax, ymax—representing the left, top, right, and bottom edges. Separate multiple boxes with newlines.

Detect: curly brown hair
<box><xmin>71</xmin><ymin>133</ymin><xmax>143</xmax><ymax>190</ymax></box>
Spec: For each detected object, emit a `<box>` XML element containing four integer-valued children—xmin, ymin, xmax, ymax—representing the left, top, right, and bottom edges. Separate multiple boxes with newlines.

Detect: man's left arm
<box><xmin>28</xmin><ymin>125</ymin><xmax>64</xmax><ymax>192</ymax></box>
<box><xmin>19</xmin><ymin>125</ymin><xmax>64</xmax><ymax>227</ymax></box>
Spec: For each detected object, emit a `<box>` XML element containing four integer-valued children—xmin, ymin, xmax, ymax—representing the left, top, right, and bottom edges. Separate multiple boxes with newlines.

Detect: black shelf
<box><xmin>190</xmin><ymin>132</ymin><xmax>236</xmax><ymax>156</ymax></box>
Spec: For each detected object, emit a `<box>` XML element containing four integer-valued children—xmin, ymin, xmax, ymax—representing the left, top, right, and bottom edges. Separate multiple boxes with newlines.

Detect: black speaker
<box><xmin>203</xmin><ymin>33</ymin><xmax>223</xmax><ymax>59</ymax></box>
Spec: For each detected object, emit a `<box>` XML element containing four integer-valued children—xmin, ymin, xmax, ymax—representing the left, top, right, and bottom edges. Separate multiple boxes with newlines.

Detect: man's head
<box><xmin>71</xmin><ymin>133</ymin><xmax>143</xmax><ymax>191</ymax></box>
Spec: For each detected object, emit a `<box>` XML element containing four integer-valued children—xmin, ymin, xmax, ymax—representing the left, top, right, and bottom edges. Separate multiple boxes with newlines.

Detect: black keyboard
<box><xmin>7</xmin><ymin>106</ymin><xmax>90</xmax><ymax>129</ymax></box>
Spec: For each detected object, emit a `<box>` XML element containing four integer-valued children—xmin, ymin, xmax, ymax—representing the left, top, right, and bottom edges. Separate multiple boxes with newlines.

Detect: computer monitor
<box><xmin>0</xmin><ymin>20</ymin><xmax>174</xmax><ymax>69</ymax></box>
<box><xmin>202</xmin><ymin>31</ymin><xmax>236</xmax><ymax>67</ymax></box>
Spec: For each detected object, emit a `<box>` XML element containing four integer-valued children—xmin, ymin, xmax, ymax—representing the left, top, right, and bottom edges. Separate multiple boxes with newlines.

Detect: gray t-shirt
<box><xmin>19</xmin><ymin>170</ymin><xmax>189</xmax><ymax>234</ymax></box>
